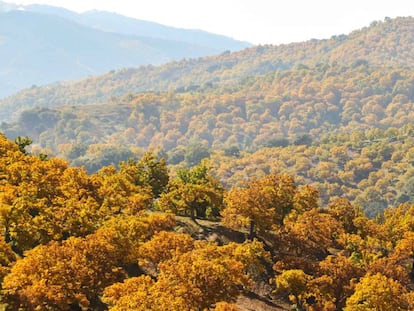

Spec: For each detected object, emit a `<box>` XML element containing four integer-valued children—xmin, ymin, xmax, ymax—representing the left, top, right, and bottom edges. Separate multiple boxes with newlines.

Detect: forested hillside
<box><xmin>2</xmin><ymin>17</ymin><xmax>414</xmax><ymax>217</ymax></box>
<box><xmin>1</xmin><ymin>16</ymin><xmax>414</xmax><ymax>119</ymax></box>
<box><xmin>4</xmin><ymin>60</ymin><xmax>414</xmax><ymax>215</ymax></box>
<box><xmin>2</xmin><ymin>13</ymin><xmax>414</xmax><ymax>310</ymax></box>
<box><xmin>1</xmin><ymin>134</ymin><xmax>414</xmax><ymax>310</ymax></box>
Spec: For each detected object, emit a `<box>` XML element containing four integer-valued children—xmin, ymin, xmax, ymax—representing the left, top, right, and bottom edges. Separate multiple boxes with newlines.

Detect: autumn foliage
<box><xmin>0</xmin><ymin>130</ymin><xmax>414</xmax><ymax>310</ymax></box>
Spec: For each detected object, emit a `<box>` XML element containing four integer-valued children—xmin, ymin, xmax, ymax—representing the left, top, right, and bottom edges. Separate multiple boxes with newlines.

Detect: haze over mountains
<box><xmin>0</xmin><ymin>1</ymin><xmax>251</xmax><ymax>98</ymax></box>
<box><xmin>1</xmin><ymin>16</ymin><xmax>414</xmax><ymax>120</ymax></box>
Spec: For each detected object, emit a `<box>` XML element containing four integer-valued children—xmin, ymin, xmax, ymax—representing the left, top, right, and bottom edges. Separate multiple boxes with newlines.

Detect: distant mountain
<box><xmin>0</xmin><ymin>1</ymin><xmax>251</xmax><ymax>98</ymax></box>
<box><xmin>1</xmin><ymin>16</ymin><xmax>414</xmax><ymax>121</ymax></box>
<box><xmin>25</xmin><ymin>5</ymin><xmax>250</xmax><ymax>52</ymax></box>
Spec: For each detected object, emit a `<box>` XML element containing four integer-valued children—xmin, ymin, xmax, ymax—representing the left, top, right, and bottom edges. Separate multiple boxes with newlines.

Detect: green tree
<box><xmin>184</xmin><ymin>143</ymin><xmax>210</xmax><ymax>167</ymax></box>
<box><xmin>14</xmin><ymin>136</ymin><xmax>32</xmax><ymax>154</ymax></box>
<box><xmin>158</xmin><ymin>162</ymin><xmax>224</xmax><ymax>219</ymax></box>
<box><xmin>121</xmin><ymin>152</ymin><xmax>169</xmax><ymax>197</ymax></box>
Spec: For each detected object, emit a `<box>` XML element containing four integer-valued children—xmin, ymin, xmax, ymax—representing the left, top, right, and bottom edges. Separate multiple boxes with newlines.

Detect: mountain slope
<box><xmin>4</xmin><ymin>63</ymin><xmax>413</xmax><ymax>150</ymax></box>
<box><xmin>0</xmin><ymin>2</ymin><xmax>251</xmax><ymax>98</ymax></box>
<box><xmin>1</xmin><ymin>16</ymin><xmax>413</xmax><ymax>121</ymax></box>
<box><xmin>3</xmin><ymin>17</ymin><xmax>414</xmax><ymax>217</ymax></box>
<box><xmin>4</xmin><ymin>62</ymin><xmax>414</xmax><ymax>217</ymax></box>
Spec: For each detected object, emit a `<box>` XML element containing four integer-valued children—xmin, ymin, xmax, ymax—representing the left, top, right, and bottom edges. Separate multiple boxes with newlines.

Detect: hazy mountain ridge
<box><xmin>22</xmin><ymin>3</ymin><xmax>251</xmax><ymax>51</ymax></box>
<box><xmin>1</xmin><ymin>16</ymin><xmax>413</xmax><ymax>121</ymax></box>
<box><xmin>0</xmin><ymin>1</ymin><xmax>251</xmax><ymax>98</ymax></box>
<box><xmin>26</xmin><ymin>5</ymin><xmax>251</xmax><ymax>51</ymax></box>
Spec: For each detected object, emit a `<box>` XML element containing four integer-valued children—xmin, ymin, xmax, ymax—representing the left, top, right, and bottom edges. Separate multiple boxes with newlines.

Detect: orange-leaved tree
<box><xmin>221</xmin><ymin>174</ymin><xmax>318</xmax><ymax>239</ymax></box>
<box><xmin>2</xmin><ymin>235</ymin><xmax>125</xmax><ymax>310</ymax></box>
<box><xmin>104</xmin><ymin>240</ymin><xmax>268</xmax><ymax>310</ymax></box>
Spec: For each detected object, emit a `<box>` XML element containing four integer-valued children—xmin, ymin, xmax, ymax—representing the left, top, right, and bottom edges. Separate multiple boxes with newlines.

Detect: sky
<box><xmin>5</xmin><ymin>0</ymin><xmax>414</xmax><ymax>45</ymax></box>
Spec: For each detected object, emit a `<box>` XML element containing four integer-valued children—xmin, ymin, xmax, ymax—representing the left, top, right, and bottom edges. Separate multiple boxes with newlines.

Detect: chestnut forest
<box><xmin>1</xmin><ymin>133</ymin><xmax>414</xmax><ymax>311</ymax></box>
<box><xmin>2</xmin><ymin>16</ymin><xmax>414</xmax><ymax>310</ymax></box>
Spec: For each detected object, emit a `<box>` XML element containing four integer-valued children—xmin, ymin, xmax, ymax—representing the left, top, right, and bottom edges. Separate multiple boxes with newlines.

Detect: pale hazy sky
<box><xmin>6</xmin><ymin>0</ymin><xmax>414</xmax><ymax>44</ymax></box>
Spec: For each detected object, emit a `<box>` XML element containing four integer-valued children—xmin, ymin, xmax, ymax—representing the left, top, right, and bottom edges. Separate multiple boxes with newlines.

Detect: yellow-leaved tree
<box><xmin>2</xmin><ymin>235</ymin><xmax>125</xmax><ymax>310</ymax></box>
<box><xmin>1</xmin><ymin>212</ymin><xmax>176</xmax><ymax>310</ymax></box>
<box><xmin>104</xmin><ymin>240</ymin><xmax>269</xmax><ymax>310</ymax></box>
<box><xmin>138</xmin><ymin>231</ymin><xmax>195</xmax><ymax>273</ymax></box>
<box><xmin>222</xmin><ymin>174</ymin><xmax>299</xmax><ymax>239</ymax></box>
<box><xmin>274</xmin><ymin>269</ymin><xmax>311</xmax><ymax>311</ymax></box>
<box><xmin>344</xmin><ymin>272</ymin><xmax>413</xmax><ymax>310</ymax></box>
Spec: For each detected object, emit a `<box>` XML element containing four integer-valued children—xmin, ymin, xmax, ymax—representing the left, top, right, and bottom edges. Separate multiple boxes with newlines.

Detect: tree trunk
<box><xmin>249</xmin><ymin>220</ymin><xmax>255</xmax><ymax>240</ymax></box>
